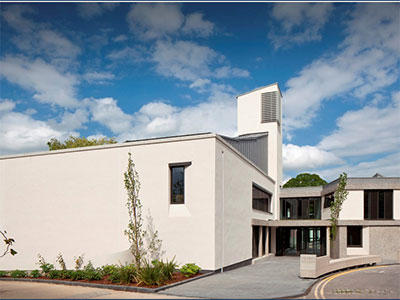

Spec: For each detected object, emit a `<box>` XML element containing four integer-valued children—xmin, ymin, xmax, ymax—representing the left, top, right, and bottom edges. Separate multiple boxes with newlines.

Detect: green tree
<box><xmin>1</xmin><ymin>230</ymin><xmax>17</xmax><ymax>258</ymax></box>
<box><xmin>330</xmin><ymin>173</ymin><xmax>348</xmax><ymax>241</ymax></box>
<box><xmin>47</xmin><ymin>136</ymin><xmax>117</xmax><ymax>150</ymax></box>
<box><xmin>124</xmin><ymin>152</ymin><xmax>145</xmax><ymax>268</ymax></box>
<box><xmin>283</xmin><ymin>173</ymin><xmax>327</xmax><ymax>188</ymax></box>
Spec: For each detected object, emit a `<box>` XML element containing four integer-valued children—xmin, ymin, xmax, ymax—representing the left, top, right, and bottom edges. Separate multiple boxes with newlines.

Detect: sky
<box><xmin>0</xmin><ymin>2</ymin><xmax>399</xmax><ymax>182</ymax></box>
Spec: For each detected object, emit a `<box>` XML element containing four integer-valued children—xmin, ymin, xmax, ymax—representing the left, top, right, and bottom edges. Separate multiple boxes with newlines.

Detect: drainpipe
<box><xmin>221</xmin><ymin>150</ymin><xmax>225</xmax><ymax>274</ymax></box>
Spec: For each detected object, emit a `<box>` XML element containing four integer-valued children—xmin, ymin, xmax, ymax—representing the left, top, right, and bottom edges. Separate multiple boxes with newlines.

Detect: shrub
<box><xmin>30</xmin><ymin>270</ymin><xmax>40</xmax><ymax>278</ymax></box>
<box><xmin>49</xmin><ymin>270</ymin><xmax>62</xmax><ymax>279</ymax></box>
<box><xmin>56</xmin><ymin>253</ymin><xmax>67</xmax><ymax>270</ymax></box>
<box><xmin>101</xmin><ymin>264</ymin><xmax>118</xmax><ymax>276</ymax></box>
<box><xmin>74</xmin><ymin>254</ymin><xmax>85</xmax><ymax>270</ymax></box>
<box><xmin>136</xmin><ymin>260</ymin><xmax>166</xmax><ymax>286</ymax></box>
<box><xmin>37</xmin><ymin>254</ymin><xmax>54</xmax><ymax>275</ymax></box>
<box><xmin>119</xmin><ymin>264</ymin><xmax>136</xmax><ymax>284</ymax></box>
<box><xmin>180</xmin><ymin>263</ymin><xmax>201</xmax><ymax>278</ymax></box>
<box><xmin>60</xmin><ymin>270</ymin><xmax>74</xmax><ymax>279</ymax></box>
<box><xmin>153</xmin><ymin>258</ymin><xmax>177</xmax><ymax>281</ymax></box>
<box><xmin>108</xmin><ymin>268</ymin><xmax>122</xmax><ymax>283</ymax></box>
<box><xmin>70</xmin><ymin>270</ymin><xmax>85</xmax><ymax>281</ymax></box>
<box><xmin>83</xmin><ymin>269</ymin><xmax>103</xmax><ymax>281</ymax></box>
<box><xmin>10</xmin><ymin>270</ymin><xmax>27</xmax><ymax>278</ymax></box>
<box><xmin>0</xmin><ymin>271</ymin><xmax>8</xmax><ymax>277</ymax></box>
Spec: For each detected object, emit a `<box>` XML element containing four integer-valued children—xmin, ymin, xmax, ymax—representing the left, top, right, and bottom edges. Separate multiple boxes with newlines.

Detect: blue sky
<box><xmin>0</xmin><ymin>2</ymin><xmax>399</xmax><ymax>182</ymax></box>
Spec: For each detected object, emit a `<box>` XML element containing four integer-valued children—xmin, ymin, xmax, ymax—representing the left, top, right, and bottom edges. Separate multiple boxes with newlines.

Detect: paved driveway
<box><xmin>161</xmin><ymin>256</ymin><xmax>316</xmax><ymax>299</ymax></box>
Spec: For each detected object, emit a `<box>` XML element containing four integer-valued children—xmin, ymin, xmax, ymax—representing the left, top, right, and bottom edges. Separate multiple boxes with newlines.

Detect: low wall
<box><xmin>300</xmin><ymin>254</ymin><xmax>381</xmax><ymax>279</ymax></box>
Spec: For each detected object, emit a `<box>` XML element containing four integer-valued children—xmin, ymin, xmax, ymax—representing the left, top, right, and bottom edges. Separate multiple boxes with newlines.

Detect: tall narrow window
<box><xmin>170</xmin><ymin>162</ymin><xmax>191</xmax><ymax>204</ymax></box>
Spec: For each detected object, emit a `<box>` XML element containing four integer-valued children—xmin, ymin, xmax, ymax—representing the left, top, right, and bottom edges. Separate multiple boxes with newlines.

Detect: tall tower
<box><xmin>236</xmin><ymin>83</ymin><xmax>282</xmax><ymax>219</ymax></box>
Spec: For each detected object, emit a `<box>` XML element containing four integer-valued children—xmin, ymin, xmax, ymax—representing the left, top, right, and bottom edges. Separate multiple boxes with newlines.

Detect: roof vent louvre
<box><xmin>261</xmin><ymin>91</ymin><xmax>280</xmax><ymax>124</ymax></box>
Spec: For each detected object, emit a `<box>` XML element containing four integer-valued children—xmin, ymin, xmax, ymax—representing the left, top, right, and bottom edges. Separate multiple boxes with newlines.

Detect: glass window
<box><xmin>324</xmin><ymin>193</ymin><xmax>334</xmax><ymax>208</ymax></box>
<box><xmin>364</xmin><ymin>190</ymin><xmax>393</xmax><ymax>220</ymax></box>
<box><xmin>280</xmin><ymin>197</ymin><xmax>321</xmax><ymax>220</ymax></box>
<box><xmin>252</xmin><ymin>184</ymin><xmax>271</xmax><ymax>213</ymax></box>
<box><xmin>347</xmin><ymin>226</ymin><xmax>362</xmax><ymax>247</ymax></box>
<box><xmin>170</xmin><ymin>166</ymin><xmax>185</xmax><ymax>204</ymax></box>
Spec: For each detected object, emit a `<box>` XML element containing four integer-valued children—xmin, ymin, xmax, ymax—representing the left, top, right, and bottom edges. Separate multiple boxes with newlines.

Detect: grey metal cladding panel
<box><xmin>224</xmin><ymin>135</ymin><xmax>268</xmax><ymax>173</ymax></box>
<box><xmin>261</xmin><ymin>91</ymin><xmax>279</xmax><ymax>123</ymax></box>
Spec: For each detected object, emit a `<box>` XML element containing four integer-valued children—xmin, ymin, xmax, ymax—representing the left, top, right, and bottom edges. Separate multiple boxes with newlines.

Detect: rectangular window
<box><xmin>169</xmin><ymin>162</ymin><xmax>191</xmax><ymax>204</ymax></box>
<box><xmin>280</xmin><ymin>197</ymin><xmax>321</xmax><ymax>220</ymax></box>
<box><xmin>347</xmin><ymin>226</ymin><xmax>362</xmax><ymax>247</ymax></box>
<box><xmin>252</xmin><ymin>184</ymin><xmax>271</xmax><ymax>213</ymax></box>
<box><xmin>364</xmin><ymin>190</ymin><xmax>393</xmax><ymax>220</ymax></box>
<box><xmin>323</xmin><ymin>193</ymin><xmax>334</xmax><ymax>208</ymax></box>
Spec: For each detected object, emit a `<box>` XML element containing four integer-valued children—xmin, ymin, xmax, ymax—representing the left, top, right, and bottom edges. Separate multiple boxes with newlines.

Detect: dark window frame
<box><xmin>347</xmin><ymin>226</ymin><xmax>363</xmax><ymax>247</ymax></box>
<box><xmin>323</xmin><ymin>193</ymin><xmax>335</xmax><ymax>208</ymax></box>
<box><xmin>252</xmin><ymin>183</ymin><xmax>272</xmax><ymax>213</ymax></box>
<box><xmin>169</xmin><ymin>162</ymin><xmax>191</xmax><ymax>205</ymax></box>
<box><xmin>280</xmin><ymin>197</ymin><xmax>321</xmax><ymax>220</ymax></box>
<box><xmin>364</xmin><ymin>190</ymin><xmax>393</xmax><ymax>220</ymax></box>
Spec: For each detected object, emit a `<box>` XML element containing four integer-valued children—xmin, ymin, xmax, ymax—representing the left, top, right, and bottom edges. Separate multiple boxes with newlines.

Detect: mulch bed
<box><xmin>1</xmin><ymin>272</ymin><xmax>203</xmax><ymax>289</ymax></box>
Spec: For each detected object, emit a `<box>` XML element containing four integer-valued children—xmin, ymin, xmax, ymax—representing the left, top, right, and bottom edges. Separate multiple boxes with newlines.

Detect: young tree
<box><xmin>47</xmin><ymin>136</ymin><xmax>117</xmax><ymax>150</ymax></box>
<box><xmin>124</xmin><ymin>152</ymin><xmax>145</xmax><ymax>268</ymax></box>
<box><xmin>0</xmin><ymin>230</ymin><xmax>17</xmax><ymax>258</ymax></box>
<box><xmin>330</xmin><ymin>173</ymin><xmax>348</xmax><ymax>241</ymax></box>
<box><xmin>283</xmin><ymin>173</ymin><xmax>327</xmax><ymax>188</ymax></box>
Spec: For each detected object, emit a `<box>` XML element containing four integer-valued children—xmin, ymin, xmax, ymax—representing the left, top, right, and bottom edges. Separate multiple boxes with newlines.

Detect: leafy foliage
<box><xmin>49</xmin><ymin>270</ymin><xmax>62</xmax><ymax>279</ymax></box>
<box><xmin>0</xmin><ymin>230</ymin><xmax>17</xmax><ymax>258</ymax></box>
<box><xmin>0</xmin><ymin>271</ymin><xmax>8</xmax><ymax>277</ymax></box>
<box><xmin>330</xmin><ymin>173</ymin><xmax>349</xmax><ymax>241</ymax></box>
<box><xmin>124</xmin><ymin>152</ymin><xmax>145</xmax><ymax>269</ymax></box>
<box><xmin>10</xmin><ymin>270</ymin><xmax>27</xmax><ymax>278</ymax></box>
<box><xmin>47</xmin><ymin>136</ymin><xmax>117</xmax><ymax>151</ymax></box>
<box><xmin>37</xmin><ymin>254</ymin><xmax>54</xmax><ymax>275</ymax></box>
<box><xmin>56</xmin><ymin>253</ymin><xmax>67</xmax><ymax>270</ymax></box>
<box><xmin>283</xmin><ymin>173</ymin><xmax>328</xmax><ymax>188</ymax></box>
<box><xmin>74</xmin><ymin>254</ymin><xmax>84</xmax><ymax>270</ymax></box>
<box><xmin>30</xmin><ymin>270</ymin><xmax>40</xmax><ymax>278</ymax></box>
<box><xmin>180</xmin><ymin>263</ymin><xmax>201</xmax><ymax>278</ymax></box>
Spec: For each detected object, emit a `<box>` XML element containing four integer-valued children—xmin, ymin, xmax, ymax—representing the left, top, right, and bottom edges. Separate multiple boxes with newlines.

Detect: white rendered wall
<box><xmin>0</xmin><ymin>136</ymin><xmax>217</xmax><ymax>270</ymax></box>
<box><xmin>214</xmin><ymin>138</ymin><xmax>276</xmax><ymax>270</ymax></box>
<box><xmin>237</xmin><ymin>83</ymin><xmax>282</xmax><ymax>220</ymax></box>
<box><xmin>339</xmin><ymin>191</ymin><xmax>364</xmax><ymax>220</ymax></box>
<box><xmin>394</xmin><ymin>190</ymin><xmax>400</xmax><ymax>220</ymax></box>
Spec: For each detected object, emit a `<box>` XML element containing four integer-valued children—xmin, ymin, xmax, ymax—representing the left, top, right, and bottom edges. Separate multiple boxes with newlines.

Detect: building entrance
<box><xmin>276</xmin><ymin>227</ymin><xmax>326</xmax><ymax>256</ymax></box>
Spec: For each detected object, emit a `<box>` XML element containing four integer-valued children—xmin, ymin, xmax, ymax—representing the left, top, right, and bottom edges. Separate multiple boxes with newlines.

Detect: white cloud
<box><xmin>269</xmin><ymin>3</ymin><xmax>334</xmax><ymax>49</ymax></box>
<box><xmin>152</xmin><ymin>40</ymin><xmax>217</xmax><ymax>81</ymax></box>
<box><xmin>282</xmin><ymin>3</ymin><xmax>399</xmax><ymax>133</ymax></box>
<box><xmin>182</xmin><ymin>13</ymin><xmax>214</xmax><ymax>37</ymax></box>
<box><xmin>88</xmin><ymin>98</ymin><xmax>133</xmax><ymax>134</ymax></box>
<box><xmin>283</xmin><ymin>144</ymin><xmax>343</xmax><ymax>171</ymax></box>
<box><xmin>107</xmin><ymin>46</ymin><xmax>145</xmax><ymax>62</ymax></box>
<box><xmin>0</xmin><ymin>56</ymin><xmax>78</xmax><ymax>108</ymax></box>
<box><xmin>49</xmin><ymin>108</ymin><xmax>89</xmax><ymax>132</ymax></box>
<box><xmin>214</xmin><ymin>66</ymin><xmax>250</xmax><ymax>79</ymax></box>
<box><xmin>77</xmin><ymin>3</ymin><xmax>119</xmax><ymax>20</ymax></box>
<box><xmin>3</xmin><ymin>5</ymin><xmax>81</xmax><ymax>66</ymax></box>
<box><xmin>189</xmin><ymin>78</ymin><xmax>211</xmax><ymax>90</ymax></box>
<box><xmin>318</xmin><ymin>95</ymin><xmax>400</xmax><ymax>157</ymax></box>
<box><xmin>127</xmin><ymin>3</ymin><xmax>184</xmax><ymax>40</ymax></box>
<box><xmin>152</xmin><ymin>40</ymin><xmax>250</xmax><ymax>83</ymax></box>
<box><xmin>0</xmin><ymin>100</ymin><xmax>74</xmax><ymax>155</ymax></box>
<box><xmin>83</xmin><ymin>71</ymin><xmax>115</xmax><ymax>84</ymax></box>
<box><xmin>316</xmin><ymin>152</ymin><xmax>400</xmax><ymax>181</ymax></box>
<box><xmin>113</xmin><ymin>34</ymin><xmax>128</xmax><ymax>42</ymax></box>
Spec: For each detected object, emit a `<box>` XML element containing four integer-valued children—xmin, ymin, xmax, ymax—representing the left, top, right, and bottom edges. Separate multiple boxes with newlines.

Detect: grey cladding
<box><xmin>261</xmin><ymin>91</ymin><xmax>280</xmax><ymax>124</ymax></box>
<box><xmin>221</xmin><ymin>133</ymin><xmax>268</xmax><ymax>174</ymax></box>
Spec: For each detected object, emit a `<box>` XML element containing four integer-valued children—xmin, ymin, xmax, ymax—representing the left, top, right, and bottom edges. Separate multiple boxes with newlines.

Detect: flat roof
<box><xmin>236</xmin><ymin>82</ymin><xmax>283</xmax><ymax>98</ymax></box>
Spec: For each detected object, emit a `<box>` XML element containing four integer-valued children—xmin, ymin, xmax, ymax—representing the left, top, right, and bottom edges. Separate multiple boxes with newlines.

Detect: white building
<box><xmin>0</xmin><ymin>83</ymin><xmax>399</xmax><ymax>271</ymax></box>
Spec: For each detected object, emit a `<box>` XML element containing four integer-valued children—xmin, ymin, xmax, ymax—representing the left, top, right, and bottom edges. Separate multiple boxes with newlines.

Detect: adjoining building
<box><xmin>0</xmin><ymin>83</ymin><xmax>399</xmax><ymax>271</ymax></box>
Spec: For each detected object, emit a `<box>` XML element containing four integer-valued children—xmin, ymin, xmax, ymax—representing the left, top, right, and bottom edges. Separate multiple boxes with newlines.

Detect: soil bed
<box><xmin>1</xmin><ymin>272</ymin><xmax>203</xmax><ymax>289</ymax></box>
